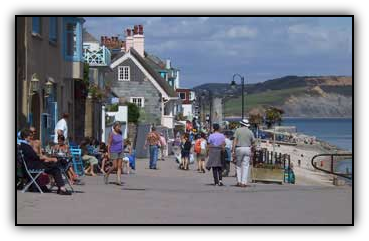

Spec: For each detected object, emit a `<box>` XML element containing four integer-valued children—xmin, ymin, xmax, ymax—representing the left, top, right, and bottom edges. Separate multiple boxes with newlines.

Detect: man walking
<box><xmin>232</xmin><ymin>119</ymin><xmax>255</xmax><ymax>188</ymax></box>
<box><xmin>159</xmin><ymin>132</ymin><xmax>167</xmax><ymax>161</ymax></box>
<box><xmin>54</xmin><ymin>113</ymin><xmax>69</xmax><ymax>144</ymax></box>
<box><xmin>145</xmin><ymin>126</ymin><xmax>161</xmax><ymax>169</ymax></box>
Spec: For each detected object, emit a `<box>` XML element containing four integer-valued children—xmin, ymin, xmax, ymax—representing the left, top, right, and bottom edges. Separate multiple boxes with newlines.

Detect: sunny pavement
<box><xmin>17</xmin><ymin>156</ymin><xmax>352</xmax><ymax>224</ymax></box>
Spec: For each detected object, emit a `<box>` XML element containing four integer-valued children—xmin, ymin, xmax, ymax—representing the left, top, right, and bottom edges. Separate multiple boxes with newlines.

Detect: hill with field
<box><xmin>193</xmin><ymin>76</ymin><xmax>352</xmax><ymax>118</ymax></box>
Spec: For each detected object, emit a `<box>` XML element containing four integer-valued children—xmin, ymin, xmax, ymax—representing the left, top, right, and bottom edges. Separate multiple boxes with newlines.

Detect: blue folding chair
<box><xmin>70</xmin><ymin>148</ymin><xmax>84</xmax><ymax>177</ymax></box>
<box><xmin>129</xmin><ymin>150</ymin><xmax>136</xmax><ymax>170</ymax></box>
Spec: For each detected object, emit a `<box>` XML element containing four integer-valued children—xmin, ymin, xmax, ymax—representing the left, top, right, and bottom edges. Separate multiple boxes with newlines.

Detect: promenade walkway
<box><xmin>17</xmin><ymin>156</ymin><xmax>352</xmax><ymax>224</ymax></box>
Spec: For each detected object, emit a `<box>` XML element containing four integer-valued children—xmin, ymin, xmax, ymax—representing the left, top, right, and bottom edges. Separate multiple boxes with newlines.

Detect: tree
<box><xmin>248</xmin><ymin>108</ymin><xmax>264</xmax><ymax>129</ymax></box>
<box><xmin>265</xmin><ymin>107</ymin><xmax>284</xmax><ymax>129</ymax></box>
<box><xmin>127</xmin><ymin>102</ymin><xmax>140</xmax><ymax>124</ymax></box>
<box><xmin>175</xmin><ymin>112</ymin><xmax>186</xmax><ymax>121</ymax></box>
<box><xmin>228</xmin><ymin>121</ymin><xmax>239</xmax><ymax>130</ymax></box>
<box><xmin>82</xmin><ymin>63</ymin><xmax>90</xmax><ymax>86</ymax></box>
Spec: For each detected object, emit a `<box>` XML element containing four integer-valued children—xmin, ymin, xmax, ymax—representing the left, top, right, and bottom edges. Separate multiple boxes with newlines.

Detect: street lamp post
<box><xmin>231</xmin><ymin>74</ymin><xmax>245</xmax><ymax>120</ymax></box>
<box><xmin>201</xmin><ymin>90</ymin><xmax>213</xmax><ymax>131</ymax></box>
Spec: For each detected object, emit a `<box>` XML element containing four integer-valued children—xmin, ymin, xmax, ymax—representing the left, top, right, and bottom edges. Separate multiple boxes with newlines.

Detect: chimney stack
<box><xmin>125</xmin><ymin>28</ymin><xmax>133</xmax><ymax>51</ymax></box>
<box><xmin>120</xmin><ymin>41</ymin><xmax>126</xmax><ymax>52</ymax></box>
<box><xmin>133</xmin><ymin>24</ymin><xmax>144</xmax><ymax>57</ymax></box>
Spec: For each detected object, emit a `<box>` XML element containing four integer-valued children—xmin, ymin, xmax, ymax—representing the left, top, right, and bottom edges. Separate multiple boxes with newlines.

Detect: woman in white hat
<box><xmin>232</xmin><ymin>119</ymin><xmax>255</xmax><ymax>187</ymax></box>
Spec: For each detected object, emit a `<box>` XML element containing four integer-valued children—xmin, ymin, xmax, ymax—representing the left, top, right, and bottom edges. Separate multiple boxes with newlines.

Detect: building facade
<box><xmin>16</xmin><ymin>17</ymin><xmax>85</xmax><ymax>145</ymax></box>
<box><xmin>83</xmin><ymin>29</ymin><xmax>112</xmax><ymax>140</ymax></box>
<box><xmin>176</xmin><ymin>88</ymin><xmax>196</xmax><ymax>120</ymax></box>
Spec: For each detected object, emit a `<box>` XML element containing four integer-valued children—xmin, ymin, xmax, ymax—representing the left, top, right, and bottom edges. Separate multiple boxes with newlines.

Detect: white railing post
<box><xmin>102</xmin><ymin>46</ymin><xmax>106</xmax><ymax>65</ymax></box>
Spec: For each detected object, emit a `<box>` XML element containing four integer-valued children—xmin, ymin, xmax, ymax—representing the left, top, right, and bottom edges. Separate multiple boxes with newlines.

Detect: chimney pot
<box><xmin>134</xmin><ymin>25</ymin><xmax>138</xmax><ymax>35</ymax></box>
<box><xmin>138</xmin><ymin>25</ymin><xmax>144</xmax><ymax>34</ymax></box>
<box><xmin>126</xmin><ymin>29</ymin><xmax>131</xmax><ymax>37</ymax></box>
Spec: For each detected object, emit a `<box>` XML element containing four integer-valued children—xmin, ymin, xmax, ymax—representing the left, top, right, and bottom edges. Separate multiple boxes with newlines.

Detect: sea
<box><xmin>282</xmin><ymin>118</ymin><xmax>352</xmax><ymax>151</ymax></box>
<box><xmin>226</xmin><ymin>117</ymin><xmax>353</xmax><ymax>176</ymax></box>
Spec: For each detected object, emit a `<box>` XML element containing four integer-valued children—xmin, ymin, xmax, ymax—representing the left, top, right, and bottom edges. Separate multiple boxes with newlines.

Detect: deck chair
<box><xmin>70</xmin><ymin>148</ymin><xmax>84</xmax><ymax>177</ymax></box>
<box><xmin>18</xmin><ymin>150</ymin><xmax>45</xmax><ymax>194</ymax></box>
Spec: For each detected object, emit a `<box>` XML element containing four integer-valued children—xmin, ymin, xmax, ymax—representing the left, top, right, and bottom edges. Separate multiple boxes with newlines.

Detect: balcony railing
<box><xmin>83</xmin><ymin>46</ymin><xmax>111</xmax><ymax>66</ymax></box>
<box><xmin>167</xmin><ymin>70</ymin><xmax>177</xmax><ymax>79</ymax></box>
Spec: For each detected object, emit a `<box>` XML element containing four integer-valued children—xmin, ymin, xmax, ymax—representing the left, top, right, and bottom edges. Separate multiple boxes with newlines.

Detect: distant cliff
<box><xmin>193</xmin><ymin>76</ymin><xmax>352</xmax><ymax>118</ymax></box>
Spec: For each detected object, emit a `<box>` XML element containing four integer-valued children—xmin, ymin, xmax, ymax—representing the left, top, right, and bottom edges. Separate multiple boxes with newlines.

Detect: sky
<box><xmin>84</xmin><ymin>17</ymin><xmax>352</xmax><ymax>88</ymax></box>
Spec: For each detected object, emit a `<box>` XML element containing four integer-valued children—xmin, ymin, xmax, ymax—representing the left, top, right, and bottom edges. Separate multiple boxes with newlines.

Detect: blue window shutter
<box><xmin>75</xmin><ymin>21</ymin><xmax>81</xmax><ymax>61</ymax></box>
<box><xmin>32</xmin><ymin>17</ymin><xmax>41</xmax><ymax>34</ymax></box>
<box><xmin>28</xmin><ymin>113</ymin><xmax>33</xmax><ymax>126</ymax></box>
<box><xmin>49</xmin><ymin>17</ymin><xmax>57</xmax><ymax>42</ymax></box>
<box><xmin>63</xmin><ymin>17</ymin><xmax>84</xmax><ymax>62</ymax></box>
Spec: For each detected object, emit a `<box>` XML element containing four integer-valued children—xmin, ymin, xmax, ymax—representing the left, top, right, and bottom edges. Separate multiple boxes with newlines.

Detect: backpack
<box><xmin>194</xmin><ymin>139</ymin><xmax>202</xmax><ymax>154</ymax></box>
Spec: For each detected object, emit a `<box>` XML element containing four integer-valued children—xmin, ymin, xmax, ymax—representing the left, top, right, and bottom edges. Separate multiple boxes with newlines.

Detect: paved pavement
<box><xmin>17</xmin><ymin>156</ymin><xmax>352</xmax><ymax>224</ymax></box>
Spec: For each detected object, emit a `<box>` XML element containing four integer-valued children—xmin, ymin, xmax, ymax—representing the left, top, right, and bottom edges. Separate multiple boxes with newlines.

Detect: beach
<box><xmin>259</xmin><ymin>132</ymin><xmax>351</xmax><ymax>186</ymax></box>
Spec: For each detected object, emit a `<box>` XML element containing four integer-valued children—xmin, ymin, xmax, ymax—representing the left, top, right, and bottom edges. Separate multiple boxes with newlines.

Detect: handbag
<box><xmin>37</xmin><ymin>173</ymin><xmax>50</xmax><ymax>186</ymax></box>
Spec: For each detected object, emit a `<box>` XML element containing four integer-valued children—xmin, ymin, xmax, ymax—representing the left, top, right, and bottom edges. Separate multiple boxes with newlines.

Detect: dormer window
<box><xmin>118</xmin><ymin>66</ymin><xmax>130</xmax><ymax>81</ymax></box>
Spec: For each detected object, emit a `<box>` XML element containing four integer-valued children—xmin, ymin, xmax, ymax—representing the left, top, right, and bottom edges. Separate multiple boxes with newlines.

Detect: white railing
<box><xmin>83</xmin><ymin>46</ymin><xmax>111</xmax><ymax>66</ymax></box>
<box><xmin>162</xmin><ymin>115</ymin><xmax>174</xmax><ymax>129</ymax></box>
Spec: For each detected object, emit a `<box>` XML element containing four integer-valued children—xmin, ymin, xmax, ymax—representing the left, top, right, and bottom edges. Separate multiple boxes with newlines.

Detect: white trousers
<box><xmin>235</xmin><ymin>147</ymin><xmax>251</xmax><ymax>184</ymax></box>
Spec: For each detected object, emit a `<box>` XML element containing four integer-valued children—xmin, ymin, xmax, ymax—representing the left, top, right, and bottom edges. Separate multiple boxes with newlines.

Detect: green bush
<box><xmin>106</xmin><ymin>103</ymin><xmax>119</xmax><ymax>112</ymax></box>
<box><xmin>127</xmin><ymin>102</ymin><xmax>140</xmax><ymax>124</ymax></box>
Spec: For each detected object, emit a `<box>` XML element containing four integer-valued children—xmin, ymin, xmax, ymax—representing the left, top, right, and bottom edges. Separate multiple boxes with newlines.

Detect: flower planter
<box><xmin>251</xmin><ymin>167</ymin><xmax>284</xmax><ymax>184</ymax></box>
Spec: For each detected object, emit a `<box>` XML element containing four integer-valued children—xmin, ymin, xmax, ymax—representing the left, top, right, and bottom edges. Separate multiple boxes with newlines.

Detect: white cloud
<box><xmin>198</xmin><ymin>17</ymin><xmax>209</xmax><ymax>23</ymax></box>
<box><xmin>287</xmin><ymin>24</ymin><xmax>352</xmax><ymax>55</ymax></box>
<box><xmin>212</xmin><ymin>26</ymin><xmax>258</xmax><ymax>39</ymax></box>
<box><xmin>146</xmin><ymin>17</ymin><xmax>162</xmax><ymax>25</ymax></box>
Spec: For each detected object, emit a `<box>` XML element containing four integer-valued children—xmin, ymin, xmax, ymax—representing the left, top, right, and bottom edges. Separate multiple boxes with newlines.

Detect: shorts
<box><xmin>182</xmin><ymin>151</ymin><xmax>190</xmax><ymax>158</ymax></box>
<box><xmin>110</xmin><ymin>152</ymin><xmax>124</xmax><ymax>160</ymax></box>
<box><xmin>197</xmin><ymin>153</ymin><xmax>207</xmax><ymax>160</ymax></box>
<box><xmin>82</xmin><ymin>155</ymin><xmax>98</xmax><ymax>165</ymax></box>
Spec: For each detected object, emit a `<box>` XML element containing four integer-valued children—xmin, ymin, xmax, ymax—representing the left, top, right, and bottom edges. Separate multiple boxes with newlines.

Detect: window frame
<box><xmin>179</xmin><ymin>92</ymin><xmax>186</xmax><ymax>100</ymax></box>
<box><xmin>63</xmin><ymin>17</ymin><xmax>83</xmax><ymax>62</ymax></box>
<box><xmin>49</xmin><ymin>17</ymin><xmax>58</xmax><ymax>44</ymax></box>
<box><xmin>118</xmin><ymin>66</ymin><xmax>130</xmax><ymax>81</ymax></box>
<box><xmin>66</xmin><ymin>22</ymin><xmax>77</xmax><ymax>57</ymax></box>
<box><xmin>32</xmin><ymin>17</ymin><xmax>42</xmax><ymax>36</ymax></box>
<box><xmin>130</xmin><ymin>97</ymin><xmax>144</xmax><ymax>108</ymax></box>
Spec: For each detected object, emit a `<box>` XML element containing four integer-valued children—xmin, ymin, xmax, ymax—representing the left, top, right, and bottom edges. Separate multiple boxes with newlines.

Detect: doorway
<box><xmin>30</xmin><ymin>93</ymin><xmax>41</xmax><ymax>139</ymax></box>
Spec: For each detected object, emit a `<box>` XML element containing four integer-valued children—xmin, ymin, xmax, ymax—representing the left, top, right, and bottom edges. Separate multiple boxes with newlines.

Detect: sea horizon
<box><xmin>225</xmin><ymin>116</ymin><xmax>352</xmax><ymax>120</ymax></box>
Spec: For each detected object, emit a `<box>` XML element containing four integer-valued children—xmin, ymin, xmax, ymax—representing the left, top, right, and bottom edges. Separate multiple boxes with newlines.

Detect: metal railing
<box><xmin>311</xmin><ymin>153</ymin><xmax>352</xmax><ymax>179</ymax></box>
<box><xmin>83</xmin><ymin>46</ymin><xmax>111</xmax><ymax>66</ymax></box>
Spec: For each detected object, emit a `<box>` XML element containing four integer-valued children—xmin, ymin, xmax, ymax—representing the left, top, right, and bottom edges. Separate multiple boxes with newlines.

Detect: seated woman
<box><xmin>124</xmin><ymin>139</ymin><xmax>135</xmax><ymax>170</ymax></box>
<box><xmin>51</xmin><ymin>135</ymin><xmax>79</xmax><ymax>184</ymax></box>
<box><xmin>18</xmin><ymin>129</ymin><xmax>72</xmax><ymax>195</ymax></box>
<box><xmin>80</xmin><ymin>139</ymin><xmax>98</xmax><ymax>176</ymax></box>
<box><xmin>99</xmin><ymin>142</ymin><xmax>109</xmax><ymax>174</ymax></box>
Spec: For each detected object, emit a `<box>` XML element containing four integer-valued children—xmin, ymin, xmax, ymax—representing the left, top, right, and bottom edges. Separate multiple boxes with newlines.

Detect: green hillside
<box><xmin>224</xmin><ymin>87</ymin><xmax>307</xmax><ymax>116</ymax></box>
